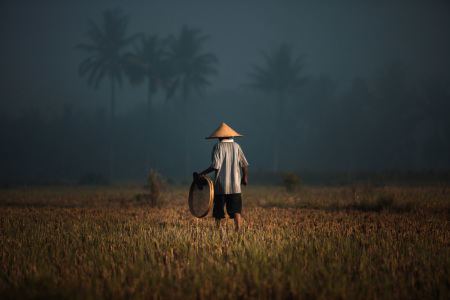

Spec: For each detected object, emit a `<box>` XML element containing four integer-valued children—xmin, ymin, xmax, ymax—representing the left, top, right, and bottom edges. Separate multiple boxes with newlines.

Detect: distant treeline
<box><xmin>1</xmin><ymin>61</ymin><xmax>449</xmax><ymax>183</ymax></box>
<box><xmin>1</xmin><ymin>169</ymin><xmax>449</xmax><ymax>188</ymax></box>
<box><xmin>252</xmin><ymin>169</ymin><xmax>450</xmax><ymax>187</ymax></box>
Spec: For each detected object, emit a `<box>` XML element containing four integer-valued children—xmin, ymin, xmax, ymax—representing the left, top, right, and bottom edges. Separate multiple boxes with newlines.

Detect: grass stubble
<box><xmin>0</xmin><ymin>185</ymin><xmax>448</xmax><ymax>299</ymax></box>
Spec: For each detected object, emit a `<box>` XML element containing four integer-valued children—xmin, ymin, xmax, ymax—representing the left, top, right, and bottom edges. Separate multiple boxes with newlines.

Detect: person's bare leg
<box><xmin>234</xmin><ymin>213</ymin><xmax>241</xmax><ymax>232</ymax></box>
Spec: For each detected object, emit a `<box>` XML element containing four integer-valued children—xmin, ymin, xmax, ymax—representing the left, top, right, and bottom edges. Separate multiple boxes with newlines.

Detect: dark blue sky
<box><xmin>1</xmin><ymin>0</ymin><xmax>449</xmax><ymax>115</ymax></box>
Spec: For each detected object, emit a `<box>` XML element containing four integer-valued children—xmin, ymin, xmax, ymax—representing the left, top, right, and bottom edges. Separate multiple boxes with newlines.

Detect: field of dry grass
<box><xmin>0</xmin><ymin>184</ymin><xmax>449</xmax><ymax>299</ymax></box>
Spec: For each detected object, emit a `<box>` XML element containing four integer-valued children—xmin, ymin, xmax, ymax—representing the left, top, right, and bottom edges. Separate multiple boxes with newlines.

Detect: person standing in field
<box><xmin>198</xmin><ymin>123</ymin><xmax>249</xmax><ymax>232</ymax></box>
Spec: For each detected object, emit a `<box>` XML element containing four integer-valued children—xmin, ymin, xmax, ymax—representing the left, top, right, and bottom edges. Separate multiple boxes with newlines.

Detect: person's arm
<box><xmin>200</xmin><ymin>144</ymin><xmax>220</xmax><ymax>177</ymax></box>
<box><xmin>241</xmin><ymin>166</ymin><xmax>248</xmax><ymax>186</ymax></box>
<box><xmin>199</xmin><ymin>167</ymin><xmax>215</xmax><ymax>177</ymax></box>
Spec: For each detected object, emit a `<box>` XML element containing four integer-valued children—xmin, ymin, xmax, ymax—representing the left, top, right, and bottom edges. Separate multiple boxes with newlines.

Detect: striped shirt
<box><xmin>210</xmin><ymin>139</ymin><xmax>249</xmax><ymax>195</ymax></box>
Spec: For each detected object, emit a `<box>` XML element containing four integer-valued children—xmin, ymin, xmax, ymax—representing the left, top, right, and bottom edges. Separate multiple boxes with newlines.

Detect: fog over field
<box><xmin>1</xmin><ymin>3</ymin><xmax>450</xmax><ymax>297</ymax></box>
<box><xmin>1</xmin><ymin>0</ymin><xmax>449</xmax><ymax>181</ymax></box>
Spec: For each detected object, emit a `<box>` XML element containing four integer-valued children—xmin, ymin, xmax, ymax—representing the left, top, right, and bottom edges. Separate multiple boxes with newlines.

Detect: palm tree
<box><xmin>76</xmin><ymin>8</ymin><xmax>135</xmax><ymax>180</ymax></box>
<box><xmin>124</xmin><ymin>34</ymin><xmax>171</xmax><ymax>174</ymax></box>
<box><xmin>166</xmin><ymin>25</ymin><xmax>219</xmax><ymax>176</ymax></box>
<box><xmin>248</xmin><ymin>43</ymin><xmax>307</xmax><ymax>172</ymax></box>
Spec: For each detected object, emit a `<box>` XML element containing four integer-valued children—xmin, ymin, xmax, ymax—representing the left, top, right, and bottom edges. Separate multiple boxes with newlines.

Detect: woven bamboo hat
<box><xmin>205</xmin><ymin>123</ymin><xmax>243</xmax><ymax>139</ymax></box>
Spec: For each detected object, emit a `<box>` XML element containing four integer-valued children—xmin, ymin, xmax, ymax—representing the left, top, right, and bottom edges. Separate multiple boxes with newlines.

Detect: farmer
<box><xmin>198</xmin><ymin>123</ymin><xmax>249</xmax><ymax>231</ymax></box>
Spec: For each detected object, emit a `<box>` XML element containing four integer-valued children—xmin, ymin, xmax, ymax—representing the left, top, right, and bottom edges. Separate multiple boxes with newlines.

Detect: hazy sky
<box><xmin>1</xmin><ymin>0</ymin><xmax>449</xmax><ymax>115</ymax></box>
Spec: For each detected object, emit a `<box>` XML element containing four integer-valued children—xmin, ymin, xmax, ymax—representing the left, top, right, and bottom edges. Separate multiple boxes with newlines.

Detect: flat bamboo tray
<box><xmin>188</xmin><ymin>176</ymin><xmax>214</xmax><ymax>218</ymax></box>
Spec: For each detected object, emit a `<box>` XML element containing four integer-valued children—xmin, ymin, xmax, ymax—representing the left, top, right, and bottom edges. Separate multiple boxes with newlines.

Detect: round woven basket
<box><xmin>188</xmin><ymin>177</ymin><xmax>214</xmax><ymax>218</ymax></box>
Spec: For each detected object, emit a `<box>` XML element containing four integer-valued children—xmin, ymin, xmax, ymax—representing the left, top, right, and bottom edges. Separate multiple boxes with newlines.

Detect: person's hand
<box><xmin>198</xmin><ymin>173</ymin><xmax>205</xmax><ymax>178</ymax></box>
<box><xmin>241</xmin><ymin>177</ymin><xmax>247</xmax><ymax>186</ymax></box>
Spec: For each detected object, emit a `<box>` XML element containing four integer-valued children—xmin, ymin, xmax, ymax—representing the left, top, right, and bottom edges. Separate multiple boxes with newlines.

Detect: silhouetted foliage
<box><xmin>1</xmin><ymin>11</ymin><xmax>450</xmax><ymax>184</ymax></box>
<box><xmin>78</xmin><ymin>172</ymin><xmax>110</xmax><ymax>186</ymax></box>
<box><xmin>166</xmin><ymin>25</ymin><xmax>219</xmax><ymax>176</ymax></box>
<box><xmin>167</xmin><ymin>25</ymin><xmax>219</xmax><ymax>100</ymax></box>
<box><xmin>76</xmin><ymin>9</ymin><xmax>135</xmax><ymax>90</ymax></box>
<box><xmin>124</xmin><ymin>34</ymin><xmax>172</xmax><ymax>173</ymax></box>
<box><xmin>76</xmin><ymin>8</ymin><xmax>136</xmax><ymax>180</ymax></box>
<box><xmin>147</xmin><ymin>169</ymin><xmax>165</xmax><ymax>207</ymax></box>
<box><xmin>0</xmin><ymin>79</ymin><xmax>450</xmax><ymax>183</ymax></box>
<box><xmin>281</xmin><ymin>172</ymin><xmax>302</xmax><ymax>193</ymax></box>
<box><xmin>247</xmin><ymin>43</ymin><xmax>307</xmax><ymax>172</ymax></box>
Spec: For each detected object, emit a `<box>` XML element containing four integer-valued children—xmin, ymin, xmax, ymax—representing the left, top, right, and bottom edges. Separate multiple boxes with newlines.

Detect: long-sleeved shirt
<box><xmin>210</xmin><ymin>139</ymin><xmax>249</xmax><ymax>194</ymax></box>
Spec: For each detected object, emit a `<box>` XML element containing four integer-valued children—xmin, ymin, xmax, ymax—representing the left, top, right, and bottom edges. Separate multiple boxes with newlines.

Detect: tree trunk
<box><xmin>109</xmin><ymin>78</ymin><xmax>116</xmax><ymax>181</ymax></box>
<box><xmin>183</xmin><ymin>92</ymin><xmax>190</xmax><ymax>178</ymax></box>
<box><xmin>274</xmin><ymin>90</ymin><xmax>284</xmax><ymax>172</ymax></box>
<box><xmin>145</xmin><ymin>80</ymin><xmax>153</xmax><ymax>175</ymax></box>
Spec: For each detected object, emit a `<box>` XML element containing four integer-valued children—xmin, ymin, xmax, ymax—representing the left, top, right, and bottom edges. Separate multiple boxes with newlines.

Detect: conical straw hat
<box><xmin>205</xmin><ymin>123</ymin><xmax>243</xmax><ymax>139</ymax></box>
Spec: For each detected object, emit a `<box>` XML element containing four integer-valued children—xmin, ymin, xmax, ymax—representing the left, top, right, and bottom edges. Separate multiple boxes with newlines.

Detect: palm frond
<box><xmin>94</xmin><ymin>67</ymin><xmax>107</xmax><ymax>89</ymax></box>
<box><xmin>77</xmin><ymin>8</ymin><xmax>134</xmax><ymax>90</ymax></box>
<box><xmin>164</xmin><ymin>77</ymin><xmax>179</xmax><ymax>101</ymax></box>
<box><xmin>87</xmin><ymin>61</ymin><xmax>104</xmax><ymax>87</ymax></box>
<box><xmin>247</xmin><ymin>43</ymin><xmax>307</xmax><ymax>96</ymax></box>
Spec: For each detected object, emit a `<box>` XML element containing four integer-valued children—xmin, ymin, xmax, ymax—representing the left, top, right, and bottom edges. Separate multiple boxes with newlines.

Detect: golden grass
<box><xmin>0</xmin><ymin>185</ymin><xmax>449</xmax><ymax>299</ymax></box>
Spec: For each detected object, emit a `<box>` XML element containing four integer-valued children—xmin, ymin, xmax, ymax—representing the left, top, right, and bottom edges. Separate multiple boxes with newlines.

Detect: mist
<box><xmin>1</xmin><ymin>0</ymin><xmax>449</xmax><ymax>184</ymax></box>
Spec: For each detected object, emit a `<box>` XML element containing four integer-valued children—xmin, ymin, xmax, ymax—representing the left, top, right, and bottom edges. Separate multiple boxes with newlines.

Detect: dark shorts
<box><xmin>212</xmin><ymin>193</ymin><xmax>242</xmax><ymax>219</ymax></box>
